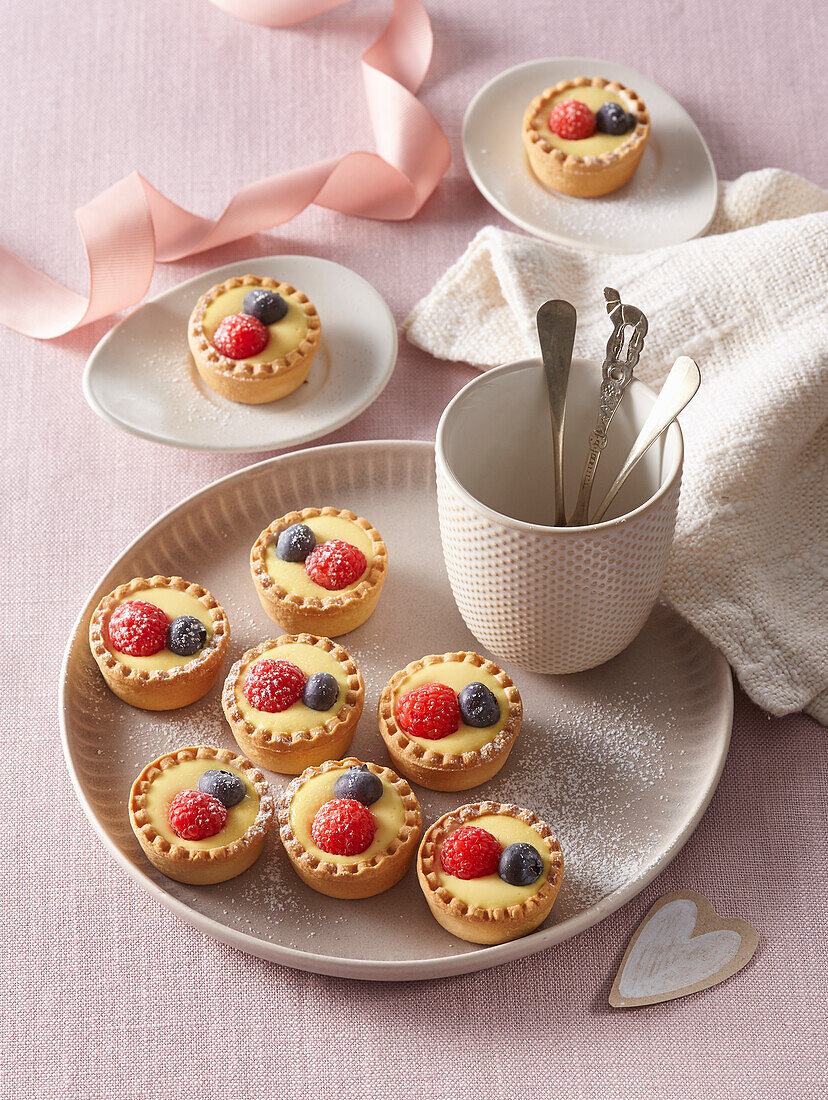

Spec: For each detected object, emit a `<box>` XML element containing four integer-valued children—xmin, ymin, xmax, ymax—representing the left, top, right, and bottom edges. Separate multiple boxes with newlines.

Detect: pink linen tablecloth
<box><xmin>1</xmin><ymin>1</ymin><xmax>825</xmax><ymax>1097</ymax></box>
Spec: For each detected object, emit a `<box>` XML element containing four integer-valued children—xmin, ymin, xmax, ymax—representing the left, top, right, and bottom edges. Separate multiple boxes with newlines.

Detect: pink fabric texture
<box><xmin>0</xmin><ymin>0</ymin><xmax>450</xmax><ymax>338</ymax></box>
<box><xmin>1</xmin><ymin>1</ymin><xmax>825</xmax><ymax>1097</ymax></box>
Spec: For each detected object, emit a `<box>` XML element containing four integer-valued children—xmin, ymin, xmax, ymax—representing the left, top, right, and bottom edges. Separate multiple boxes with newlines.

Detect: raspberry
<box><xmin>396</xmin><ymin>682</ymin><xmax>460</xmax><ymax>740</ymax></box>
<box><xmin>213</xmin><ymin>313</ymin><xmax>269</xmax><ymax>359</ymax></box>
<box><xmin>440</xmin><ymin>826</ymin><xmax>503</xmax><ymax>879</ymax></box>
<box><xmin>311</xmin><ymin>798</ymin><xmax>375</xmax><ymax>856</ymax></box>
<box><xmin>168</xmin><ymin>788</ymin><xmax>227</xmax><ymax>841</ymax></box>
<box><xmin>243</xmin><ymin>659</ymin><xmax>306</xmax><ymax>713</ymax></box>
<box><xmin>304</xmin><ymin>539</ymin><xmax>367</xmax><ymax>590</ymax></box>
<box><xmin>548</xmin><ymin>99</ymin><xmax>596</xmax><ymax>140</ymax></box>
<box><xmin>107</xmin><ymin>600</ymin><xmax>169</xmax><ymax>656</ymax></box>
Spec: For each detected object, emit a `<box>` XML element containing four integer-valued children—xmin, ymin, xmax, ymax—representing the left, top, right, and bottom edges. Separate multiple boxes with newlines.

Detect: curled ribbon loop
<box><xmin>0</xmin><ymin>0</ymin><xmax>450</xmax><ymax>339</ymax></box>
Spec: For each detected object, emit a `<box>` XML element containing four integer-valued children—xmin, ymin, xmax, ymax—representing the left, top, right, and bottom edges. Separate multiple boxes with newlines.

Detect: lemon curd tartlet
<box><xmin>523</xmin><ymin>76</ymin><xmax>649</xmax><ymax>197</ymax></box>
<box><xmin>188</xmin><ymin>275</ymin><xmax>321</xmax><ymax>404</ymax></box>
<box><xmin>222</xmin><ymin>633</ymin><xmax>364</xmax><ymax>774</ymax></box>
<box><xmin>418</xmin><ymin>802</ymin><xmax>564</xmax><ymax>944</ymax></box>
<box><xmin>250</xmin><ymin>507</ymin><xmax>388</xmax><ymax>637</ymax></box>
<box><xmin>279</xmin><ymin>758</ymin><xmax>422</xmax><ymax>899</ymax></box>
<box><xmin>378</xmin><ymin>652</ymin><xmax>522</xmax><ymax>791</ymax></box>
<box><xmin>129</xmin><ymin>745</ymin><xmax>274</xmax><ymax>885</ymax></box>
<box><xmin>89</xmin><ymin>575</ymin><xmax>229</xmax><ymax>710</ymax></box>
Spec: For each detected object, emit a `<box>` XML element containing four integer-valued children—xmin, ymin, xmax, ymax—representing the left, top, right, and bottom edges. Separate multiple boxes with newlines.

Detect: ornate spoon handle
<box><xmin>568</xmin><ymin>288</ymin><xmax>648</xmax><ymax>526</ymax></box>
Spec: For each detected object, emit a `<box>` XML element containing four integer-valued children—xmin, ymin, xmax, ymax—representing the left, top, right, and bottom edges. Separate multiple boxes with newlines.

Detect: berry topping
<box><xmin>311</xmin><ymin>798</ymin><xmax>375</xmax><ymax>856</ymax></box>
<box><xmin>302</xmin><ymin>671</ymin><xmax>339</xmax><ymax>711</ymax></box>
<box><xmin>213</xmin><ymin>313</ymin><xmax>269</xmax><ymax>359</ymax></box>
<box><xmin>168</xmin><ymin>788</ymin><xmax>227</xmax><ymax>840</ymax></box>
<box><xmin>440</xmin><ymin>826</ymin><xmax>503</xmax><ymax>879</ymax></box>
<box><xmin>304</xmin><ymin>539</ymin><xmax>367</xmax><ymax>590</ymax></box>
<box><xmin>276</xmin><ymin>522</ymin><xmax>316</xmax><ymax>563</ymax></box>
<box><xmin>396</xmin><ymin>682</ymin><xmax>461</xmax><ymax>740</ymax></box>
<box><xmin>243</xmin><ymin>288</ymin><xmax>288</xmax><ymax>325</ymax></box>
<box><xmin>548</xmin><ymin>99</ymin><xmax>596</xmax><ymax>140</ymax></box>
<box><xmin>333</xmin><ymin>764</ymin><xmax>383</xmax><ymax>806</ymax></box>
<box><xmin>595</xmin><ymin>101</ymin><xmax>635</xmax><ymax>136</ymax></box>
<box><xmin>197</xmin><ymin>769</ymin><xmax>246</xmax><ymax>808</ymax></box>
<box><xmin>457</xmin><ymin>681</ymin><xmax>500</xmax><ymax>728</ymax></box>
<box><xmin>108</xmin><ymin>600</ymin><xmax>169</xmax><ymax>657</ymax></box>
<box><xmin>498</xmin><ymin>842</ymin><xmax>544</xmax><ymax>886</ymax></box>
<box><xmin>166</xmin><ymin>615</ymin><xmax>207</xmax><ymax>657</ymax></box>
<box><xmin>243</xmin><ymin>658</ymin><xmax>306</xmax><ymax>713</ymax></box>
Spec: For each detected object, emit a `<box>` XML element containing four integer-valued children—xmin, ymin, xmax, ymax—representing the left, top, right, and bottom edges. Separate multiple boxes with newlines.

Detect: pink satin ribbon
<box><xmin>0</xmin><ymin>0</ymin><xmax>450</xmax><ymax>339</ymax></box>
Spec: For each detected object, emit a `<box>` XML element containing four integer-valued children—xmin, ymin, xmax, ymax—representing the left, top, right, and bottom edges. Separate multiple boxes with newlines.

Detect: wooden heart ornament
<box><xmin>609</xmin><ymin>890</ymin><xmax>759</xmax><ymax>1008</ymax></box>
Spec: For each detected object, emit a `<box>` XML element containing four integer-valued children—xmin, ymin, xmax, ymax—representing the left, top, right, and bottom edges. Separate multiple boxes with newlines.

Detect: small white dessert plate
<box><xmin>82</xmin><ymin>255</ymin><xmax>398</xmax><ymax>453</ymax></box>
<box><xmin>60</xmin><ymin>440</ymin><xmax>732</xmax><ymax>981</ymax></box>
<box><xmin>463</xmin><ymin>58</ymin><xmax>718</xmax><ymax>253</ymax></box>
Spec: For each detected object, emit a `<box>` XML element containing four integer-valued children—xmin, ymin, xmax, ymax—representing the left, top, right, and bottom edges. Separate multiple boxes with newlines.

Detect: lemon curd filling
<box><xmin>535</xmin><ymin>86</ymin><xmax>635</xmax><ymax>157</ymax></box>
<box><xmin>108</xmin><ymin>588</ymin><xmax>214</xmax><ymax>671</ymax></box>
<box><xmin>438</xmin><ymin>814</ymin><xmax>551</xmax><ymax>909</ymax></box>
<box><xmin>145</xmin><ymin>759</ymin><xmax>259</xmax><ymax>851</ymax></box>
<box><xmin>264</xmin><ymin>515</ymin><xmax>373</xmax><ymax>599</ymax></box>
<box><xmin>394</xmin><ymin>662</ymin><xmax>509</xmax><ymax>754</ymax></box>
<box><xmin>236</xmin><ymin>642</ymin><xmax>349</xmax><ymax>733</ymax></box>
<box><xmin>290</xmin><ymin>768</ymin><xmax>404</xmax><ymax>865</ymax></box>
<box><xmin>202</xmin><ymin>285</ymin><xmax>308</xmax><ymax>365</ymax></box>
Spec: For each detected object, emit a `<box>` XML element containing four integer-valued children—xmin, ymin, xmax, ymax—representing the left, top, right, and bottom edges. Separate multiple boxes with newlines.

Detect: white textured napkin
<box><xmin>405</xmin><ymin>170</ymin><xmax>828</xmax><ymax>722</ymax></box>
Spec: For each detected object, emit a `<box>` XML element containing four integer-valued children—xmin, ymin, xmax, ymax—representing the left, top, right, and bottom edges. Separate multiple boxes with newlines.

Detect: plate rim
<box><xmin>59</xmin><ymin>438</ymin><xmax>733</xmax><ymax>981</ymax></box>
<box><xmin>81</xmin><ymin>255</ymin><xmax>399</xmax><ymax>454</ymax></box>
<box><xmin>462</xmin><ymin>56</ymin><xmax>719</xmax><ymax>254</ymax></box>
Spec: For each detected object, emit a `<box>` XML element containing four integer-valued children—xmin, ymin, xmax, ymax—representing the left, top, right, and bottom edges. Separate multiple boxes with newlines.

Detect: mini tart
<box><xmin>188</xmin><ymin>275</ymin><xmax>321</xmax><ymax>405</ymax></box>
<box><xmin>279</xmin><ymin>758</ymin><xmax>422</xmax><ymax>899</ymax></box>
<box><xmin>250</xmin><ymin>507</ymin><xmax>388</xmax><ymax>637</ymax></box>
<box><xmin>222</xmin><ymin>634</ymin><xmax>364</xmax><ymax>774</ymax></box>
<box><xmin>129</xmin><ymin>745</ymin><xmax>274</xmax><ymax>885</ymax></box>
<box><xmin>378</xmin><ymin>652</ymin><xmax>522</xmax><ymax>792</ymax></box>
<box><xmin>417</xmin><ymin>802</ymin><xmax>564</xmax><ymax>945</ymax></box>
<box><xmin>522</xmin><ymin>76</ymin><xmax>650</xmax><ymax>198</ymax></box>
<box><xmin>89</xmin><ymin>575</ymin><xmax>230</xmax><ymax>711</ymax></box>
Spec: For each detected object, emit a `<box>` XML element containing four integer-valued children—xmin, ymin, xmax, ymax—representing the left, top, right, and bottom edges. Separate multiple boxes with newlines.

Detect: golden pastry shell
<box><xmin>418</xmin><ymin>801</ymin><xmax>564</xmax><ymax>925</ymax></box>
<box><xmin>378</xmin><ymin>651</ymin><xmax>522</xmax><ymax>772</ymax></box>
<box><xmin>89</xmin><ymin>575</ymin><xmax>230</xmax><ymax>686</ymax></box>
<box><xmin>523</xmin><ymin>76</ymin><xmax>650</xmax><ymax>165</ymax></box>
<box><xmin>278</xmin><ymin>757</ymin><xmax>422</xmax><ymax>884</ymax></box>
<box><xmin>250</xmin><ymin>506</ymin><xmax>388</xmax><ymax>614</ymax></box>
<box><xmin>222</xmin><ymin>633</ymin><xmax>364</xmax><ymax>750</ymax></box>
<box><xmin>188</xmin><ymin>275</ymin><xmax>321</xmax><ymax>379</ymax></box>
<box><xmin>129</xmin><ymin>744</ymin><xmax>274</xmax><ymax>869</ymax></box>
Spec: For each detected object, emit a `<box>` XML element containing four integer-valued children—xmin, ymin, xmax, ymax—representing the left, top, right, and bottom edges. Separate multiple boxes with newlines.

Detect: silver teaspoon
<box><xmin>568</xmin><ymin>288</ymin><xmax>648</xmax><ymax>526</ymax></box>
<box><xmin>590</xmin><ymin>355</ymin><xmax>701</xmax><ymax>524</ymax></box>
<box><xmin>537</xmin><ymin>299</ymin><xmax>578</xmax><ymax>526</ymax></box>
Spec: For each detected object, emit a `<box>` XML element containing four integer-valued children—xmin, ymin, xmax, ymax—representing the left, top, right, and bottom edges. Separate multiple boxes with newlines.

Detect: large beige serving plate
<box><xmin>60</xmin><ymin>441</ymin><xmax>732</xmax><ymax>980</ymax></box>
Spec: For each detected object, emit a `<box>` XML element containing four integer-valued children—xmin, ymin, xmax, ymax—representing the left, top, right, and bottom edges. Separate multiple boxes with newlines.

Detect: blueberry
<box><xmin>243</xmin><ymin>288</ymin><xmax>288</xmax><ymax>325</ymax></box>
<box><xmin>166</xmin><ymin>615</ymin><xmax>207</xmax><ymax>656</ymax></box>
<box><xmin>498</xmin><ymin>842</ymin><xmax>544</xmax><ymax>886</ymax></box>
<box><xmin>333</xmin><ymin>764</ymin><xmax>383</xmax><ymax>806</ymax></box>
<box><xmin>302</xmin><ymin>672</ymin><xmax>339</xmax><ymax>711</ymax></box>
<box><xmin>625</xmin><ymin>112</ymin><xmax>638</xmax><ymax>132</ymax></box>
<box><xmin>276</xmin><ymin>523</ymin><xmax>316</xmax><ymax>562</ymax></box>
<box><xmin>595</xmin><ymin>102</ymin><xmax>634</xmax><ymax>136</ymax></box>
<box><xmin>198</xmin><ymin>769</ymin><xmax>246</xmax><ymax>808</ymax></box>
<box><xmin>457</xmin><ymin>682</ymin><xmax>500</xmax><ymax>727</ymax></box>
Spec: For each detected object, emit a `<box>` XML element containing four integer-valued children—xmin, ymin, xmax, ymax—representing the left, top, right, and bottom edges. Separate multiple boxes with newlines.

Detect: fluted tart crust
<box><xmin>417</xmin><ymin>802</ymin><xmax>564</xmax><ymax>944</ymax></box>
<box><xmin>377</xmin><ymin>651</ymin><xmax>522</xmax><ymax>791</ymax></box>
<box><xmin>129</xmin><ymin>745</ymin><xmax>274</xmax><ymax>885</ymax></box>
<box><xmin>279</xmin><ymin>757</ymin><xmax>422</xmax><ymax>899</ymax></box>
<box><xmin>88</xmin><ymin>575</ymin><xmax>230</xmax><ymax>711</ymax></box>
<box><xmin>222</xmin><ymin>633</ymin><xmax>364</xmax><ymax>774</ymax></box>
<box><xmin>250</xmin><ymin>506</ymin><xmax>388</xmax><ymax>637</ymax></box>
<box><xmin>188</xmin><ymin>275</ymin><xmax>321</xmax><ymax>405</ymax></box>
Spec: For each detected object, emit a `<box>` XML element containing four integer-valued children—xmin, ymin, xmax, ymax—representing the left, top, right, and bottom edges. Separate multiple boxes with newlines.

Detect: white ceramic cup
<box><xmin>435</xmin><ymin>358</ymin><xmax>683</xmax><ymax>675</ymax></box>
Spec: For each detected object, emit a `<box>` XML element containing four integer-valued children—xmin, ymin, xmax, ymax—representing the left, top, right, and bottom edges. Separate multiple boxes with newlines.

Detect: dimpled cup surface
<box><xmin>435</xmin><ymin>358</ymin><xmax>683</xmax><ymax>675</ymax></box>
